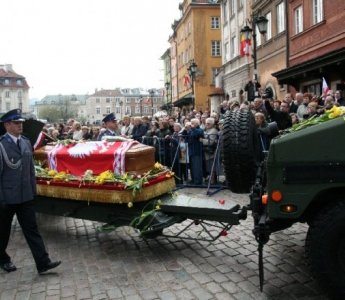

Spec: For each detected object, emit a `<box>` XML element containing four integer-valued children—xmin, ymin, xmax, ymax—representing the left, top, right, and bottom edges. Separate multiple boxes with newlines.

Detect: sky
<box><xmin>0</xmin><ymin>0</ymin><xmax>181</xmax><ymax>100</ymax></box>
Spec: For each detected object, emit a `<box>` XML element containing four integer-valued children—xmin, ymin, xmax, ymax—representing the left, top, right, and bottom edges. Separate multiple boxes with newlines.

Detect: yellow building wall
<box><xmin>176</xmin><ymin>5</ymin><xmax>221</xmax><ymax>112</ymax></box>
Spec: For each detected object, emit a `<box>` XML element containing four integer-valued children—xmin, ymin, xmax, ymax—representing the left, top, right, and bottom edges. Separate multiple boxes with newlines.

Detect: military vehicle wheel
<box><xmin>222</xmin><ymin>110</ymin><xmax>260</xmax><ymax>193</ymax></box>
<box><xmin>305</xmin><ymin>201</ymin><xmax>345</xmax><ymax>298</ymax></box>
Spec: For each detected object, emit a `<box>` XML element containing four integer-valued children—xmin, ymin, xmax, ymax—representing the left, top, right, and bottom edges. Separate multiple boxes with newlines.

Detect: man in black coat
<box><xmin>264</xmin><ymin>100</ymin><xmax>292</xmax><ymax>130</ymax></box>
<box><xmin>0</xmin><ymin>109</ymin><xmax>61</xmax><ymax>273</ymax></box>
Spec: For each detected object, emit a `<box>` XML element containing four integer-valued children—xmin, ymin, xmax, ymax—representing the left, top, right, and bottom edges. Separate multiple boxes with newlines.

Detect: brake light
<box><xmin>271</xmin><ymin>190</ymin><xmax>283</xmax><ymax>202</ymax></box>
<box><xmin>261</xmin><ymin>194</ymin><xmax>268</xmax><ymax>205</ymax></box>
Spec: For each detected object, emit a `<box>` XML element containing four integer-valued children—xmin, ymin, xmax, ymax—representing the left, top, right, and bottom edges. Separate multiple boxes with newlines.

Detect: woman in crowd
<box><xmin>71</xmin><ymin>121</ymin><xmax>83</xmax><ymax>141</ymax></box>
<box><xmin>201</xmin><ymin>117</ymin><xmax>219</xmax><ymax>184</ymax></box>
<box><xmin>131</xmin><ymin>117</ymin><xmax>148</xmax><ymax>142</ymax></box>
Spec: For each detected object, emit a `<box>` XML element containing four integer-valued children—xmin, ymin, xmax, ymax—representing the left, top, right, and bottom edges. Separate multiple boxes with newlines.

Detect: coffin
<box><xmin>34</xmin><ymin>141</ymin><xmax>155</xmax><ymax>176</ymax></box>
<box><xmin>34</xmin><ymin>140</ymin><xmax>175</xmax><ymax>204</ymax></box>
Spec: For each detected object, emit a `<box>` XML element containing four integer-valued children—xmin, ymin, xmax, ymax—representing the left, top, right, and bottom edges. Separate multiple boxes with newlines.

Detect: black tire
<box><xmin>222</xmin><ymin>110</ymin><xmax>260</xmax><ymax>193</ymax></box>
<box><xmin>305</xmin><ymin>201</ymin><xmax>345</xmax><ymax>299</ymax></box>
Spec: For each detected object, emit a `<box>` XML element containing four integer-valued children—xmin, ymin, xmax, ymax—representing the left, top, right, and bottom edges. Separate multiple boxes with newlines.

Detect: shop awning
<box><xmin>272</xmin><ymin>48</ymin><xmax>345</xmax><ymax>87</ymax></box>
<box><xmin>173</xmin><ymin>94</ymin><xmax>193</xmax><ymax>107</ymax></box>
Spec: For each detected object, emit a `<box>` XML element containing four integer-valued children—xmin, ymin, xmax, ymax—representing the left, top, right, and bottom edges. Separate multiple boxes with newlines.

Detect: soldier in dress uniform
<box><xmin>0</xmin><ymin>109</ymin><xmax>61</xmax><ymax>273</ymax></box>
<box><xmin>97</xmin><ymin>112</ymin><xmax>118</xmax><ymax>141</ymax></box>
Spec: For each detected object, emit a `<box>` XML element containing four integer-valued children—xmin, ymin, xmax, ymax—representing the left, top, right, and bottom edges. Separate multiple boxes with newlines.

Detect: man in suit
<box><xmin>0</xmin><ymin>109</ymin><xmax>61</xmax><ymax>273</ymax></box>
<box><xmin>334</xmin><ymin>90</ymin><xmax>345</xmax><ymax>106</ymax></box>
<box><xmin>97</xmin><ymin>112</ymin><xmax>118</xmax><ymax>141</ymax></box>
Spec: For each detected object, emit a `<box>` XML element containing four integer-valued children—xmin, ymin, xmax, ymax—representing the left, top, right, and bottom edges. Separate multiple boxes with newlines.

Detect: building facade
<box><xmin>34</xmin><ymin>94</ymin><xmax>88</xmax><ymax>123</ymax></box>
<box><xmin>169</xmin><ymin>0</ymin><xmax>222</xmax><ymax>113</ymax></box>
<box><xmin>0</xmin><ymin>64</ymin><xmax>30</xmax><ymax>115</ymax></box>
<box><xmin>86</xmin><ymin>88</ymin><xmax>165</xmax><ymax>124</ymax></box>
<box><xmin>219</xmin><ymin>0</ymin><xmax>287</xmax><ymax>104</ymax></box>
<box><xmin>273</xmin><ymin>0</ymin><xmax>345</xmax><ymax>96</ymax></box>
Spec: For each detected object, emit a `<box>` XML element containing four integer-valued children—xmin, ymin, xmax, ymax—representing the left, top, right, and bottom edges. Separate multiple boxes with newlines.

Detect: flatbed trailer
<box><xmin>34</xmin><ymin>193</ymin><xmax>248</xmax><ymax>240</ymax></box>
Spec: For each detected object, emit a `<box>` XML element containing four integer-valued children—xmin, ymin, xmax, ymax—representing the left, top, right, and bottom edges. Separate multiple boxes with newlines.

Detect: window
<box><xmin>116</xmin><ymin>107</ymin><xmax>120</xmax><ymax>114</ymax></box>
<box><xmin>224</xmin><ymin>42</ymin><xmax>230</xmax><ymax>62</ymax></box>
<box><xmin>16</xmin><ymin>79</ymin><xmax>22</xmax><ymax>85</ymax></box>
<box><xmin>230</xmin><ymin>36</ymin><xmax>236</xmax><ymax>58</ymax></box>
<box><xmin>115</xmin><ymin>97</ymin><xmax>120</xmax><ymax>103</ymax></box>
<box><xmin>106</xmin><ymin>107</ymin><xmax>110</xmax><ymax>114</ymax></box>
<box><xmin>144</xmin><ymin>107</ymin><xmax>149</xmax><ymax>114</ymax></box>
<box><xmin>5</xmin><ymin>91</ymin><xmax>10</xmax><ymax>98</ymax></box>
<box><xmin>135</xmin><ymin>106</ymin><xmax>140</xmax><ymax>114</ymax></box>
<box><xmin>125</xmin><ymin>106</ymin><xmax>131</xmax><ymax>114</ymax></box>
<box><xmin>313</xmin><ymin>0</ymin><xmax>323</xmax><ymax>24</ymax></box>
<box><xmin>256</xmin><ymin>26</ymin><xmax>262</xmax><ymax>46</ymax></box>
<box><xmin>277</xmin><ymin>2</ymin><xmax>285</xmax><ymax>33</ymax></box>
<box><xmin>211</xmin><ymin>17</ymin><xmax>220</xmax><ymax>29</ymax></box>
<box><xmin>96</xmin><ymin>107</ymin><xmax>100</xmax><ymax>114</ymax></box>
<box><xmin>126</xmin><ymin>98</ymin><xmax>131</xmax><ymax>103</ymax></box>
<box><xmin>96</xmin><ymin>98</ymin><xmax>100</xmax><ymax>103</ymax></box>
<box><xmin>265</xmin><ymin>12</ymin><xmax>272</xmax><ymax>40</ymax></box>
<box><xmin>238</xmin><ymin>0</ymin><xmax>243</xmax><ymax>9</ymax></box>
<box><xmin>230</xmin><ymin>0</ymin><xmax>235</xmax><ymax>16</ymax></box>
<box><xmin>295</xmin><ymin>6</ymin><xmax>303</xmax><ymax>34</ymax></box>
<box><xmin>106</xmin><ymin>98</ymin><xmax>110</xmax><ymax>103</ymax></box>
<box><xmin>211</xmin><ymin>41</ymin><xmax>221</xmax><ymax>56</ymax></box>
<box><xmin>18</xmin><ymin>91</ymin><xmax>22</xmax><ymax>98</ymax></box>
<box><xmin>223</xmin><ymin>1</ymin><xmax>228</xmax><ymax>21</ymax></box>
<box><xmin>4</xmin><ymin>79</ymin><xmax>9</xmax><ymax>85</ymax></box>
<box><xmin>6</xmin><ymin>102</ymin><xmax>10</xmax><ymax>111</ymax></box>
<box><xmin>152</xmin><ymin>106</ymin><xmax>157</xmax><ymax>114</ymax></box>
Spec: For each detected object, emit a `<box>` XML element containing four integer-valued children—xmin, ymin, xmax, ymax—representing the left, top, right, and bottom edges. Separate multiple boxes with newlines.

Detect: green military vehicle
<box><xmin>222</xmin><ymin>109</ymin><xmax>345</xmax><ymax>299</ymax></box>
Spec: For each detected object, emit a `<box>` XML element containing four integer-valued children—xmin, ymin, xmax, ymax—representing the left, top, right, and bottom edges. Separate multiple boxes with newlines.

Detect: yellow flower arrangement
<box><xmin>290</xmin><ymin>106</ymin><xmax>345</xmax><ymax>132</ymax></box>
<box><xmin>35</xmin><ymin>162</ymin><xmax>174</xmax><ymax>199</ymax></box>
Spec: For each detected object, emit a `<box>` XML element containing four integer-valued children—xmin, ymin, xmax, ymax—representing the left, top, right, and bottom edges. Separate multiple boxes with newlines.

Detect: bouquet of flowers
<box><xmin>290</xmin><ymin>106</ymin><xmax>345</xmax><ymax>132</ymax></box>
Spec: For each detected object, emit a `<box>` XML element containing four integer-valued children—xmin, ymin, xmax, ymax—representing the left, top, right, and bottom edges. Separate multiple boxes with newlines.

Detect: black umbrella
<box><xmin>0</xmin><ymin>119</ymin><xmax>45</xmax><ymax>147</ymax></box>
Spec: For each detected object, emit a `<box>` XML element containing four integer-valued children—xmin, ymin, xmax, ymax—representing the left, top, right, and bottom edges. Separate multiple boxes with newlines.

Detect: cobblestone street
<box><xmin>0</xmin><ymin>188</ymin><xmax>328</xmax><ymax>300</ymax></box>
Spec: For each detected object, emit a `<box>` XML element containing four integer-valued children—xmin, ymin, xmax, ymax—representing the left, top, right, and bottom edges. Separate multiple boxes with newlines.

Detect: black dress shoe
<box><xmin>38</xmin><ymin>261</ymin><xmax>61</xmax><ymax>274</ymax></box>
<box><xmin>0</xmin><ymin>262</ymin><xmax>17</xmax><ymax>273</ymax></box>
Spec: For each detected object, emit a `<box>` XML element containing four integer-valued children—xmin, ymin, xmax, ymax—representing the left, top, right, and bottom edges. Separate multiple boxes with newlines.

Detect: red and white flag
<box><xmin>184</xmin><ymin>74</ymin><xmax>191</xmax><ymax>87</ymax></box>
<box><xmin>47</xmin><ymin>140</ymin><xmax>137</xmax><ymax>176</ymax></box>
<box><xmin>240</xmin><ymin>31</ymin><xmax>252</xmax><ymax>57</ymax></box>
<box><xmin>33</xmin><ymin>131</ymin><xmax>46</xmax><ymax>150</ymax></box>
<box><xmin>322</xmin><ymin>77</ymin><xmax>329</xmax><ymax>96</ymax></box>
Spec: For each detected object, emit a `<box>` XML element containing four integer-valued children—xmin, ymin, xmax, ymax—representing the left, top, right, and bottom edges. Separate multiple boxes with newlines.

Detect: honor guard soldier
<box><xmin>0</xmin><ymin>109</ymin><xmax>61</xmax><ymax>273</ymax></box>
<box><xmin>97</xmin><ymin>112</ymin><xmax>118</xmax><ymax>141</ymax></box>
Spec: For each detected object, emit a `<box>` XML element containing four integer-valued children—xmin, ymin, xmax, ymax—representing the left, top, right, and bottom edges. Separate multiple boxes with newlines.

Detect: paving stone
<box><xmin>0</xmin><ymin>188</ymin><xmax>329</xmax><ymax>300</ymax></box>
<box><xmin>190</xmin><ymin>287</ymin><xmax>214</xmax><ymax>300</ymax></box>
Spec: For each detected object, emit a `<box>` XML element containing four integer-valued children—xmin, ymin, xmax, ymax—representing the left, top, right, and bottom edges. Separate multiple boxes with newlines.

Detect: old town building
<box><xmin>217</xmin><ymin>0</ymin><xmax>287</xmax><ymax>106</ymax></box>
<box><xmin>0</xmin><ymin>64</ymin><xmax>30</xmax><ymax>115</ymax></box>
<box><xmin>86</xmin><ymin>88</ymin><xmax>164</xmax><ymax>124</ymax></box>
<box><xmin>168</xmin><ymin>0</ymin><xmax>222</xmax><ymax>113</ymax></box>
<box><xmin>273</xmin><ymin>0</ymin><xmax>345</xmax><ymax>95</ymax></box>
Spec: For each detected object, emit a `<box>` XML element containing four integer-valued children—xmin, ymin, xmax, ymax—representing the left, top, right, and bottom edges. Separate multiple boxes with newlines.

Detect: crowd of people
<box><xmin>40</xmin><ymin>89</ymin><xmax>344</xmax><ymax>186</ymax></box>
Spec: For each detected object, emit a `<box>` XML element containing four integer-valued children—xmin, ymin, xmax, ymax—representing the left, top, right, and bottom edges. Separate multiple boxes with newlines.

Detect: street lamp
<box><xmin>164</xmin><ymin>81</ymin><xmax>171</xmax><ymax>114</ymax></box>
<box><xmin>241</xmin><ymin>15</ymin><xmax>268</xmax><ymax>97</ymax></box>
<box><xmin>187</xmin><ymin>59</ymin><xmax>197</xmax><ymax>110</ymax></box>
<box><xmin>148</xmin><ymin>89</ymin><xmax>155</xmax><ymax>117</ymax></box>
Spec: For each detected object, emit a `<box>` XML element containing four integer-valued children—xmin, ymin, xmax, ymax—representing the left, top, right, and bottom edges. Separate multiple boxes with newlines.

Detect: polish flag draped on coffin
<box><xmin>47</xmin><ymin>140</ymin><xmax>137</xmax><ymax>176</ymax></box>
